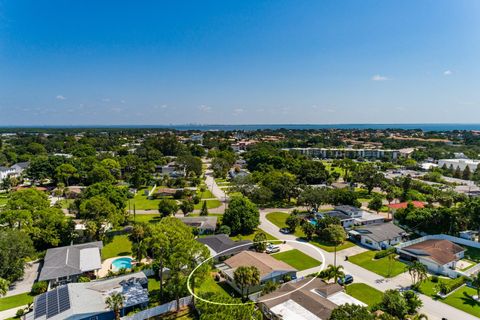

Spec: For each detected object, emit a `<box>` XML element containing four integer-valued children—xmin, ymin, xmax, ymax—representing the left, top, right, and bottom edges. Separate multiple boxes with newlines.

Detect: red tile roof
<box><xmin>388</xmin><ymin>201</ymin><xmax>425</xmax><ymax>210</ymax></box>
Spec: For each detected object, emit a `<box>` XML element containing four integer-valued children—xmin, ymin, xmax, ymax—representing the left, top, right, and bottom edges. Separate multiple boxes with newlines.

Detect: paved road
<box><xmin>259</xmin><ymin>210</ymin><xmax>478</xmax><ymax>320</ymax></box>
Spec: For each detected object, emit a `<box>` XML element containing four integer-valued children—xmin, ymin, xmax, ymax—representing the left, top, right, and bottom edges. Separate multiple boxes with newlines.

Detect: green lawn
<box><xmin>418</xmin><ymin>277</ymin><xmax>480</xmax><ymax>317</ymax></box>
<box><xmin>197</xmin><ymin>189</ymin><xmax>214</xmax><ymax>199</ymax></box>
<box><xmin>266</xmin><ymin>212</ymin><xmax>357</xmax><ymax>252</ymax></box>
<box><xmin>0</xmin><ymin>194</ymin><xmax>9</xmax><ymax>207</ymax></box>
<box><xmin>194</xmin><ymin>199</ymin><xmax>222</xmax><ymax>210</ymax></box>
<box><xmin>418</xmin><ymin>277</ymin><xmax>457</xmax><ymax>297</ymax></box>
<box><xmin>0</xmin><ymin>292</ymin><xmax>34</xmax><ymax>311</ymax></box>
<box><xmin>272</xmin><ymin>249</ymin><xmax>321</xmax><ymax>271</ymax></box>
<box><xmin>308</xmin><ymin>238</ymin><xmax>356</xmax><ymax>252</ymax></box>
<box><xmin>230</xmin><ymin>230</ymin><xmax>278</xmax><ymax>242</ymax></box>
<box><xmin>345</xmin><ymin>283</ymin><xmax>383</xmax><ymax>307</ymax></box>
<box><xmin>196</xmin><ymin>275</ymin><xmax>234</xmax><ymax>298</ymax></box>
<box><xmin>102</xmin><ymin>235</ymin><xmax>132</xmax><ymax>259</ymax></box>
<box><xmin>349</xmin><ymin>250</ymin><xmax>406</xmax><ymax>278</ymax></box>
<box><xmin>128</xmin><ymin>188</ymin><xmax>161</xmax><ymax>210</ymax></box>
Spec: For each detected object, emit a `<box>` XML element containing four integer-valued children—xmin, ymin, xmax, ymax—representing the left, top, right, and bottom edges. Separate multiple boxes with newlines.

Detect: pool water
<box><xmin>111</xmin><ymin>257</ymin><xmax>133</xmax><ymax>270</ymax></box>
<box><xmin>309</xmin><ymin>219</ymin><xmax>317</xmax><ymax>226</ymax></box>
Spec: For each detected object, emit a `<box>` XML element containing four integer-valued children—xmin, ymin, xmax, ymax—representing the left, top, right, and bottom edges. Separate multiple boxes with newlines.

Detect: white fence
<box><xmin>121</xmin><ymin>296</ymin><xmax>192</xmax><ymax>320</ymax></box>
<box><xmin>396</xmin><ymin>234</ymin><xmax>480</xmax><ymax>250</ymax></box>
<box><xmin>396</xmin><ymin>234</ymin><xmax>480</xmax><ymax>278</ymax></box>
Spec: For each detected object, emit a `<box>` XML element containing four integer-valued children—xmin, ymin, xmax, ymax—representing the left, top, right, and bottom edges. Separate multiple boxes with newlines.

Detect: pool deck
<box><xmin>99</xmin><ymin>255</ymin><xmax>133</xmax><ymax>277</ymax></box>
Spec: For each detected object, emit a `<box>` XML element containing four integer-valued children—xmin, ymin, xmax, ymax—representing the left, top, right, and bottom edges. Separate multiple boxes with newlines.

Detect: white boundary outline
<box><xmin>187</xmin><ymin>239</ymin><xmax>325</xmax><ymax>306</ymax></box>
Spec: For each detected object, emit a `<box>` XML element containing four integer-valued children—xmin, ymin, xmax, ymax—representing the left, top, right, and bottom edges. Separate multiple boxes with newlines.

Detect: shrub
<box><xmin>431</xmin><ymin>275</ymin><xmax>439</xmax><ymax>283</ymax></box>
<box><xmin>78</xmin><ymin>276</ymin><xmax>91</xmax><ymax>282</ymax></box>
<box><xmin>31</xmin><ymin>281</ymin><xmax>48</xmax><ymax>295</ymax></box>
<box><xmin>16</xmin><ymin>309</ymin><xmax>24</xmax><ymax>317</ymax></box>
<box><xmin>374</xmin><ymin>247</ymin><xmax>396</xmax><ymax>259</ymax></box>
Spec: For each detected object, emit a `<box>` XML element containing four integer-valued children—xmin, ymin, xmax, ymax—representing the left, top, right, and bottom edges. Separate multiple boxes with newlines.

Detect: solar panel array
<box><xmin>34</xmin><ymin>285</ymin><xmax>71</xmax><ymax>319</ymax></box>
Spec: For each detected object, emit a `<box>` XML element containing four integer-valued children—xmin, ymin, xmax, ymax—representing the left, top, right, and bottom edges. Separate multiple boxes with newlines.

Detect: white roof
<box><xmin>270</xmin><ymin>299</ymin><xmax>322</xmax><ymax>320</ymax></box>
<box><xmin>79</xmin><ymin>248</ymin><xmax>102</xmax><ymax>271</ymax></box>
<box><xmin>326</xmin><ymin>291</ymin><xmax>367</xmax><ymax>307</ymax></box>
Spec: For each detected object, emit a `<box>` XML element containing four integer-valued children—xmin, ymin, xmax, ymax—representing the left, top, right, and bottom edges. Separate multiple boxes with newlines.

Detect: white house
<box><xmin>348</xmin><ymin>223</ymin><xmax>406</xmax><ymax>250</ymax></box>
<box><xmin>334</xmin><ymin>205</ymin><xmax>384</xmax><ymax>225</ymax></box>
<box><xmin>398</xmin><ymin>239</ymin><xmax>465</xmax><ymax>276</ymax></box>
<box><xmin>438</xmin><ymin>159</ymin><xmax>480</xmax><ymax>172</ymax></box>
<box><xmin>0</xmin><ymin>166</ymin><xmax>16</xmax><ymax>180</ymax></box>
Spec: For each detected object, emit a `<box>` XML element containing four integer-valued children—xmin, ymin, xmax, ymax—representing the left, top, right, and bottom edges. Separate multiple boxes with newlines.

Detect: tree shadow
<box><xmin>458</xmin><ymin>291</ymin><xmax>480</xmax><ymax>307</ymax></box>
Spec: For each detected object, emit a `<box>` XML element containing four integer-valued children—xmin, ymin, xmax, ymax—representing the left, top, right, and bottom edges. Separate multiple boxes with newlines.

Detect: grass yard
<box><xmin>230</xmin><ymin>229</ymin><xmax>278</xmax><ymax>242</ymax></box>
<box><xmin>197</xmin><ymin>189</ymin><xmax>214</xmax><ymax>199</ymax></box>
<box><xmin>345</xmin><ymin>283</ymin><xmax>383</xmax><ymax>307</ymax></box>
<box><xmin>309</xmin><ymin>238</ymin><xmax>356</xmax><ymax>252</ymax></box>
<box><xmin>349</xmin><ymin>250</ymin><xmax>406</xmax><ymax>278</ymax></box>
<box><xmin>194</xmin><ymin>199</ymin><xmax>222</xmax><ymax>210</ymax></box>
<box><xmin>131</xmin><ymin>213</ymin><xmax>161</xmax><ymax>224</ymax></box>
<box><xmin>102</xmin><ymin>234</ymin><xmax>132</xmax><ymax>259</ymax></box>
<box><xmin>0</xmin><ymin>292</ymin><xmax>34</xmax><ymax>311</ymax></box>
<box><xmin>419</xmin><ymin>277</ymin><xmax>480</xmax><ymax>317</ymax></box>
<box><xmin>159</xmin><ymin>308</ymin><xmax>198</xmax><ymax>320</ymax></box>
<box><xmin>272</xmin><ymin>249</ymin><xmax>321</xmax><ymax>271</ymax></box>
<box><xmin>0</xmin><ymin>194</ymin><xmax>9</xmax><ymax>207</ymax></box>
<box><xmin>129</xmin><ymin>188</ymin><xmax>161</xmax><ymax>210</ymax></box>
<box><xmin>266</xmin><ymin>212</ymin><xmax>357</xmax><ymax>252</ymax></box>
<box><xmin>196</xmin><ymin>274</ymin><xmax>234</xmax><ymax>298</ymax></box>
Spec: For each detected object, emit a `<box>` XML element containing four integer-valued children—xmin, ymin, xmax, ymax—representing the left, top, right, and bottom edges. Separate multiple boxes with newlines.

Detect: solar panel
<box><xmin>34</xmin><ymin>294</ymin><xmax>47</xmax><ymax>319</ymax></box>
<box><xmin>58</xmin><ymin>286</ymin><xmax>71</xmax><ymax>313</ymax></box>
<box><xmin>46</xmin><ymin>290</ymin><xmax>59</xmax><ymax>318</ymax></box>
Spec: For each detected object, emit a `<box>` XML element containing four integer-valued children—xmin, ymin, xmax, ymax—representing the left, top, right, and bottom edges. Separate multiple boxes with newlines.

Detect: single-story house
<box><xmin>38</xmin><ymin>241</ymin><xmax>103</xmax><ymax>287</ymax></box>
<box><xmin>27</xmin><ymin>272</ymin><xmax>148</xmax><ymax>320</ymax></box>
<box><xmin>317</xmin><ymin>211</ymin><xmax>355</xmax><ymax>229</ymax></box>
<box><xmin>11</xmin><ymin>161</ymin><xmax>30</xmax><ymax>175</ymax></box>
<box><xmin>398</xmin><ymin>239</ymin><xmax>465</xmax><ymax>275</ymax></box>
<box><xmin>156</xmin><ymin>162</ymin><xmax>185</xmax><ymax>178</ymax></box>
<box><xmin>220</xmin><ymin>251</ymin><xmax>297</xmax><ymax>295</ymax></box>
<box><xmin>348</xmin><ymin>223</ymin><xmax>406</xmax><ymax>250</ymax></box>
<box><xmin>260</xmin><ymin>277</ymin><xmax>366</xmax><ymax>320</ymax></box>
<box><xmin>178</xmin><ymin>216</ymin><xmax>217</xmax><ymax>234</ymax></box>
<box><xmin>0</xmin><ymin>166</ymin><xmax>16</xmax><ymax>180</ymax></box>
<box><xmin>335</xmin><ymin>205</ymin><xmax>384</xmax><ymax>225</ymax></box>
<box><xmin>196</xmin><ymin>234</ymin><xmax>252</xmax><ymax>258</ymax></box>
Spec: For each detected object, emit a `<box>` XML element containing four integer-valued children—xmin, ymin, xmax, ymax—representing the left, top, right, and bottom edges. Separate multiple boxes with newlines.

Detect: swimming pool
<box><xmin>111</xmin><ymin>257</ymin><xmax>133</xmax><ymax>270</ymax></box>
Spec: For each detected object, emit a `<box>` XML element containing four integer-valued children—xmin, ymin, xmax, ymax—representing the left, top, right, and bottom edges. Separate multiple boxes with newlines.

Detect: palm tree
<box><xmin>324</xmin><ymin>264</ymin><xmax>345</xmax><ymax>283</ymax></box>
<box><xmin>246</xmin><ymin>266</ymin><xmax>260</xmax><ymax>299</ymax></box>
<box><xmin>0</xmin><ymin>278</ymin><xmax>9</xmax><ymax>296</ymax></box>
<box><xmin>234</xmin><ymin>266</ymin><xmax>251</xmax><ymax>300</ymax></box>
<box><xmin>105</xmin><ymin>292</ymin><xmax>124</xmax><ymax>320</ymax></box>
<box><xmin>406</xmin><ymin>261</ymin><xmax>428</xmax><ymax>287</ymax></box>
<box><xmin>472</xmin><ymin>273</ymin><xmax>480</xmax><ymax>299</ymax></box>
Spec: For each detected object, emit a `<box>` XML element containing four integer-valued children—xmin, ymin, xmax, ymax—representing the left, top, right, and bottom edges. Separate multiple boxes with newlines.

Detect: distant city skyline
<box><xmin>1</xmin><ymin>1</ymin><xmax>480</xmax><ymax>125</ymax></box>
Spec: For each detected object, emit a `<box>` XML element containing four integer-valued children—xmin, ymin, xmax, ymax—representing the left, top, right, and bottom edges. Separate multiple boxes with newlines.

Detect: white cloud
<box><xmin>101</xmin><ymin>98</ymin><xmax>111</xmax><ymax>102</ymax></box>
<box><xmin>120</xmin><ymin>99</ymin><xmax>126</xmax><ymax>104</ymax></box>
<box><xmin>56</xmin><ymin>95</ymin><xmax>66</xmax><ymax>100</ymax></box>
<box><xmin>444</xmin><ymin>70</ymin><xmax>452</xmax><ymax>76</ymax></box>
<box><xmin>371</xmin><ymin>74</ymin><xmax>389</xmax><ymax>81</ymax></box>
<box><xmin>153</xmin><ymin>104</ymin><xmax>168</xmax><ymax>110</ymax></box>
<box><xmin>198</xmin><ymin>105</ymin><xmax>212</xmax><ymax>113</ymax></box>
<box><xmin>232</xmin><ymin>108</ymin><xmax>244</xmax><ymax>116</ymax></box>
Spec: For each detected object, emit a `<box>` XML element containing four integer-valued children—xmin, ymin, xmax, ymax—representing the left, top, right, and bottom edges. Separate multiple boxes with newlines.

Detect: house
<box><xmin>398</xmin><ymin>239</ymin><xmax>465</xmax><ymax>275</ymax></box>
<box><xmin>178</xmin><ymin>216</ymin><xmax>217</xmax><ymax>234</ymax></box>
<box><xmin>348</xmin><ymin>223</ymin><xmax>406</xmax><ymax>250</ymax></box>
<box><xmin>10</xmin><ymin>161</ymin><xmax>29</xmax><ymax>176</ymax></box>
<box><xmin>38</xmin><ymin>241</ymin><xmax>103</xmax><ymax>287</ymax></box>
<box><xmin>27</xmin><ymin>272</ymin><xmax>148</xmax><ymax>320</ymax></box>
<box><xmin>157</xmin><ymin>162</ymin><xmax>185</xmax><ymax>178</ymax></box>
<box><xmin>260</xmin><ymin>277</ymin><xmax>366</xmax><ymax>320</ymax></box>
<box><xmin>316</xmin><ymin>211</ymin><xmax>355</xmax><ymax>229</ymax></box>
<box><xmin>335</xmin><ymin>205</ymin><xmax>384</xmax><ymax>225</ymax></box>
<box><xmin>388</xmin><ymin>201</ymin><xmax>425</xmax><ymax>211</ymax></box>
<box><xmin>196</xmin><ymin>234</ymin><xmax>252</xmax><ymax>258</ymax></box>
<box><xmin>220</xmin><ymin>251</ymin><xmax>297</xmax><ymax>295</ymax></box>
<box><xmin>438</xmin><ymin>159</ymin><xmax>480</xmax><ymax>172</ymax></box>
<box><xmin>0</xmin><ymin>166</ymin><xmax>16</xmax><ymax>180</ymax></box>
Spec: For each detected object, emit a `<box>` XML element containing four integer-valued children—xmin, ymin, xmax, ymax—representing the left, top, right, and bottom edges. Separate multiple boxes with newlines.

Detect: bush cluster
<box><xmin>374</xmin><ymin>247</ymin><xmax>396</xmax><ymax>259</ymax></box>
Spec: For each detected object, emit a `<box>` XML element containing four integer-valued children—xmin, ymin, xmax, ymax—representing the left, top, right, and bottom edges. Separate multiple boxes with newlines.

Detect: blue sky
<box><xmin>1</xmin><ymin>0</ymin><xmax>479</xmax><ymax>125</ymax></box>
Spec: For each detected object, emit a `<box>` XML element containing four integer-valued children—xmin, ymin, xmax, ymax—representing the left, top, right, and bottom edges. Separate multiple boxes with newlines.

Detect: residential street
<box><xmin>259</xmin><ymin>210</ymin><xmax>479</xmax><ymax>320</ymax></box>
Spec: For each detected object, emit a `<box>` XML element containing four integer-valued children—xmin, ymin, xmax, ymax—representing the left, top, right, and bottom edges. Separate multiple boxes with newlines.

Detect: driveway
<box><xmin>5</xmin><ymin>261</ymin><xmax>40</xmax><ymax>297</ymax></box>
<box><xmin>259</xmin><ymin>209</ymin><xmax>478</xmax><ymax>320</ymax></box>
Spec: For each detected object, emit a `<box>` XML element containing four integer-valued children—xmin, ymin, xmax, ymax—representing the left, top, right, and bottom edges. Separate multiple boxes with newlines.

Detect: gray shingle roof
<box><xmin>39</xmin><ymin>242</ymin><xmax>103</xmax><ymax>281</ymax></box>
<box><xmin>196</xmin><ymin>234</ymin><xmax>251</xmax><ymax>256</ymax></box>
<box><xmin>354</xmin><ymin>223</ymin><xmax>405</xmax><ymax>243</ymax></box>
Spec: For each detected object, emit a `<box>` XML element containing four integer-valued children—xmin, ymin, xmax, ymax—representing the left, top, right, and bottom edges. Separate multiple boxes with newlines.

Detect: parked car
<box><xmin>266</xmin><ymin>244</ymin><xmax>280</xmax><ymax>254</ymax></box>
<box><xmin>337</xmin><ymin>274</ymin><xmax>354</xmax><ymax>285</ymax></box>
<box><xmin>280</xmin><ymin>228</ymin><xmax>291</xmax><ymax>234</ymax></box>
